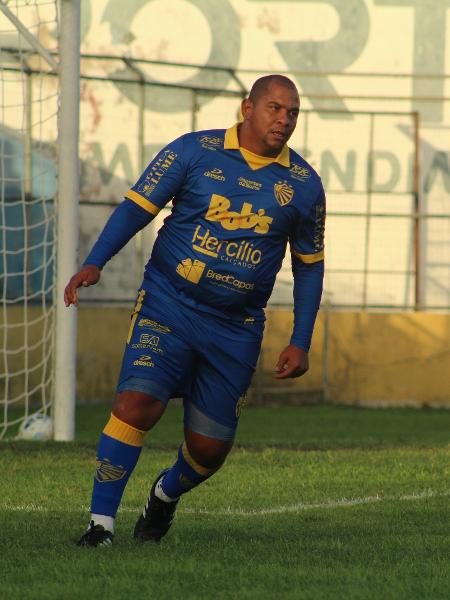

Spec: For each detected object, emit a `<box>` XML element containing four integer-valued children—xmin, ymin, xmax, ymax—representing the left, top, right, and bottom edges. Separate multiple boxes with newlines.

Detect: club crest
<box><xmin>274</xmin><ymin>181</ymin><xmax>294</xmax><ymax>206</ymax></box>
<box><xmin>95</xmin><ymin>458</ymin><xmax>127</xmax><ymax>482</ymax></box>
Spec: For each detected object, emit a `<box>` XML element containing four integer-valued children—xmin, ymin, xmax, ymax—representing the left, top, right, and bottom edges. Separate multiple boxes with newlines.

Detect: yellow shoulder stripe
<box><xmin>125</xmin><ymin>189</ymin><xmax>161</xmax><ymax>216</ymax></box>
<box><xmin>292</xmin><ymin>249</ymin><xmax>325</xmax><ymax>264</ymax></box>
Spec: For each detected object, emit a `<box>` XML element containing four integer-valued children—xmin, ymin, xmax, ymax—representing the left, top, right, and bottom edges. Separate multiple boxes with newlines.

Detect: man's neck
<box><xmin>237</xmin><ymin>123</ymin><xmax>279</xmax><ymax>158</ymax></box>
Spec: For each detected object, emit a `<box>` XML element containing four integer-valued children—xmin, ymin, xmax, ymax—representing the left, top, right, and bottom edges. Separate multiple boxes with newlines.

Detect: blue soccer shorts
<box><xmin>116</xmin><ymin>285</ymin><xmax>264</xmax><ymax>441</ymax></box>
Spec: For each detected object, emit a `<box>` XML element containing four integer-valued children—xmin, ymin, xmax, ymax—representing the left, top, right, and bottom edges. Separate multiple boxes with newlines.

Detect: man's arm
<box><xmin>64</xmin><ymin>135</ymin><xmax>189</xmax><ymax>306</ymax></box>
<box><xmin>274</xmin><ymin>259</ymin><xmax>324</xmax><ymax>379</ymax></box>
<box><xmin>64</xmin><ymin>200</ymin><xmax>152</xmax><ymax>306</ymax></box>
<box><xmin>83</xmin><ymin>199</ymin><xmax>153</xmax><ymax>269</ymax></box>
<box><xmin>275</xmin><ymin>184</ymin><xmax>325</xmax><ymax>379</ymax></box>
<box><xmin>64</xmin><ymin>264</ymin><xmax>101</xmax><ymax>307</ymax></box>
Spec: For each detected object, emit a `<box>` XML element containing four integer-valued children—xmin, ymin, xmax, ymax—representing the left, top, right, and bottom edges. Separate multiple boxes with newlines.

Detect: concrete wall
<box><xmin>6</xmin><ymin>0</ymin><xmax>441</xmax><ymax>310</ymax></box>
<box><xmin>318</xmin><ymin>311</ymin><xmax>450</xmax><ymax>407</ymax></box>
<box><xmin>3</xmin><ymin>306</ymin><xmax>448</xmax><ymax>406</ymax></box>
<box><xmin>2</xmin><ymin>1</ymin><xmax>450</xmax><ymax>414</ymax></box>
<box><xmin>73</xmin><ymin>307</ymin><xmax>450</xmax><ymax>407</ymax></box>
<box><xmin>76</xmin><ymin>0</ymin><xmax>446</xmax><ymax>310</ymax></box>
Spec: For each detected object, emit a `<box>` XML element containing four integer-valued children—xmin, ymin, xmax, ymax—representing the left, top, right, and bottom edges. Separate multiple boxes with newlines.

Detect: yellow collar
<box><xmin>224</xmin><ymin>123</ymin><xmax>290</xmax><ymax>169</ymax></box>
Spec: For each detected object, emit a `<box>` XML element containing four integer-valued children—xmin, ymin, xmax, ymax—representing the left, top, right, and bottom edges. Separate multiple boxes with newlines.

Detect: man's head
<box><xmin>239</xmin><ymin>75</ymin><xmax>300</xmax><ymax>157</ymax></box>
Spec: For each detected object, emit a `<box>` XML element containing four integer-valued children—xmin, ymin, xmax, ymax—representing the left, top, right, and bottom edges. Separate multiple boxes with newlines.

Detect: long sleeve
<box><xmin>288</xmin><ymin>181</ymin><xmax>326</xmax><ymax>351</ymax></box>
<box><xmin>290</xmin><ymin>258</ymin><xmax>324</xmax><ymax>352</ymax></box>
<box><xmin>83</xmin><ymin>199</ymin><xmax>154</xmax><ymax>269</ymax></box>
<box><xmin>84</xmin><ymin>134</ymin><xmax>189</xmax><ymax>269</ymax></box>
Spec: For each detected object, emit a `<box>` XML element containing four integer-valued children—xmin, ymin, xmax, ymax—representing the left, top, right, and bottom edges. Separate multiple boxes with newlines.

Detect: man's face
<box><xmin>241</xmin><ymin>82</ymin><xmax>300</xmax><ymax>156</ymax></box>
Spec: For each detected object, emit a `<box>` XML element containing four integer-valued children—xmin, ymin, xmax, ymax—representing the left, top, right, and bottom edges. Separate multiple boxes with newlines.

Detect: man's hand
<box><xmin>64</xmin><ymin>264</ymin><xmax>101</xmax><ymax>307</ymax></box>
<box><xmin>274</xmin><ymin>344</ymin><xmax>309</xmax><ymax>379</ymax></box>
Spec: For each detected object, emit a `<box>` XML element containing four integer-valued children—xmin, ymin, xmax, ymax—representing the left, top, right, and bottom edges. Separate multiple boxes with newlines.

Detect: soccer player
<box><xmin>65</xmin><ymin>75</ymin><xmax>325</xmax><ymax>547</ymax></box>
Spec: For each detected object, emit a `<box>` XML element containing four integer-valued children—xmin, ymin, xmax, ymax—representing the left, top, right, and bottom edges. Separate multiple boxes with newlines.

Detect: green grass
<box><xmin>2</xmin><ymin>404</ymin><xmax>450</xmax><ymax>599</ymax></box>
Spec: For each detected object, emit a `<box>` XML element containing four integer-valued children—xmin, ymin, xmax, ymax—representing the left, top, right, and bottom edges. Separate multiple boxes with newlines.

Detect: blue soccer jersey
<box><xmin>122</xmin><ymin>124</ymin><xmax>325</xmax><ymax>320</ymax></box>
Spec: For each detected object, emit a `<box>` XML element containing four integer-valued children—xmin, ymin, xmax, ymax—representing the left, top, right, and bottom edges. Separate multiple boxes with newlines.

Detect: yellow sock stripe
<box><xmin>181</xmin><ymin>442</ymin><xmax>219</xmax><ymax>478</ymax></box>
<box><xmin>103</xmin><ymin>413</ymin><xmax>145</xmax><ymax>447</ymax></box>
<box><xmin>127</xmin><ymin>289</ymin><xmax>146</xmax><ymax>344</ymax></box>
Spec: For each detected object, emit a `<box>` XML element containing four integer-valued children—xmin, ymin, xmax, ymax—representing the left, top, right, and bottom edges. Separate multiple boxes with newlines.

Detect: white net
<box><xmin>0</xmin><ymin>0</ymin><xmax>59</xmax><ymax>438</ymax></box>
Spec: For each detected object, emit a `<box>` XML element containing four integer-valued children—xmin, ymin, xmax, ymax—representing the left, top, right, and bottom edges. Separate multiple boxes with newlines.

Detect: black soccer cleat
<box><xmin>77</xmin><ymin>521</ymin><xmax>114</xmax><ymax>547</ymax></box>
<box><xmin>134</xmin><ymin>469</ymin><xmax>179</xmax><ymax>542</ymax></box>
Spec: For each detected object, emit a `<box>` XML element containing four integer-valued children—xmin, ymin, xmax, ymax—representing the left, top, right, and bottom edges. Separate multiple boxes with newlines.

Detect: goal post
<box><xmin>0</xmin><ymin>0</ymin><xmax>80</xmax><ymax>441</ymax></box>
<box><xmin>54</xmin><ymin>0</ymin><xmax>80</xmax><ymax>441</ymax></box>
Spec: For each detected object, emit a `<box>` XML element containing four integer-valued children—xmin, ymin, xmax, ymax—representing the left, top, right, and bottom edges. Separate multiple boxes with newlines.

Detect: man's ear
<box><xmin>241</xmin><ymin>98</ymin><xmax>253</xmax><ymax>120</ymax></box>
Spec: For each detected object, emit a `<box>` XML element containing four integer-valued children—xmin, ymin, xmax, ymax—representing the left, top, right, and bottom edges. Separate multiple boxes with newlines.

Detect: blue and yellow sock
<box><xmin>90</xmin><ymin>414</ymin><xmax>145</xmax><ymax>528</ymax></box>
<box><xmin>159</xmin><ymin>442</ymin><xmax>220</xmax><ymax>500</ymax></box>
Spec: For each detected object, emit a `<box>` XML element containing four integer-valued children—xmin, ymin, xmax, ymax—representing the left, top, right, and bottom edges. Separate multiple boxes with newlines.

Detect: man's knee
<box><xmin>113</xmin><ymin>390</ymin><xmax>166</xmax><ymax>431</ymax></box>
<box><xmin>185</xmin><ymin>428</ymin><xmax>233</xmax><ymax>469</ymax></box>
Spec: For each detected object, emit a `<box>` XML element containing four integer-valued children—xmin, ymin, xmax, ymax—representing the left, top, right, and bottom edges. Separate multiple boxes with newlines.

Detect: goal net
<box><xmin>0</xmin><ymin>0</ymin><xmax>59</xmax><ymax>439</ymax></box>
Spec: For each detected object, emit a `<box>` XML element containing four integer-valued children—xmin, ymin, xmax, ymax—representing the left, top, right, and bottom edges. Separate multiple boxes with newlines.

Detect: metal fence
<box><xmin>2</xmin><ymin>51</ymin><xmax>449</xmax><ymax>311</ymax></box>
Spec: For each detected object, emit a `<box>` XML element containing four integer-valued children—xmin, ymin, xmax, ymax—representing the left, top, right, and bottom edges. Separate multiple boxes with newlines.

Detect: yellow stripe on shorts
<box><xmin>127</xmin><ymin>289</ymin><xmax>146</xmax><ymax>344</ymax></box>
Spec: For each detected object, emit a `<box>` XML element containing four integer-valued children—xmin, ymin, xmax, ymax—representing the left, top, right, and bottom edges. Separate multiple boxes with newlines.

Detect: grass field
<box><xmin>2</xmin><ymin>403</ymin><xmax>450</xmax><ymax>600</ymax></box>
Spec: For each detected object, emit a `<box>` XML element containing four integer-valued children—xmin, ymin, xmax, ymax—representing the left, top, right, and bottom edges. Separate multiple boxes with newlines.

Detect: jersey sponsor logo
<box><xmin>274</xmin><ymin>181</ymin><xmax>294</xmax><ymax>206</ymax></box>
<box><xmin>192</xmin><ymin>225</ymin><xmax>262</xmax><ymax>268</ymax></box>
<box><xmin>290</xmin><ymin>164</ymin><xmax>311</xmax><ymax>182</ymax></box>
<box><xmin>204</xmin><ymin>167</ymin><xmax>226</xmax><ymax>181</ymax></box>
<box><xmin>95</xmin><ymin>458</ymin><xmax>126</xmax><ymax>483</ymax></box>
<box><xmin>137</xmin><ymin>149</ymin><xmax>177</xmax><ymax>197</ymax></box>
<box><xmin>206</xmin><ymin>268</ymin><xmax>255</xmax><ymax>291</ymax></box>
<box><xmin>176</xmin><ymin>258</ymin><xmax>206</xmax><ymax>284</ymax></box>
<box><xmin>137</xmin><ymin>319</ymin><xmax>171</xmax><ymax>334</ymax></box>
<box><xmin>198</xmin><ymin>135</ymin><xmax>223</xmax><ymax>151</ymax></box>
<box><xmin>238</xmin><ymin>177</ymin><xmax>262</xmax><ymax>191</ymax></box>
<box><xmin>132</xmin><ymin>355</ymin><xmax>154</xmax><ymax>367</ymax></box>
<box><xmin>314</xmin><ymin>204</ymin><xmax>326</xmax><ymax>251</ymax></box>
<box><xmin>205</xmin><ymin>194</ymin><xmax>273</xmax><ymax>234</ymax></box>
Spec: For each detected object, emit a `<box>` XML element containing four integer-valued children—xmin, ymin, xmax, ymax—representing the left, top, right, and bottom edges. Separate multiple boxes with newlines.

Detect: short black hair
<box><xmin>248</xmin><ymin>75</ymin><xmax>298</xmax><ymax>102</ymax></box>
